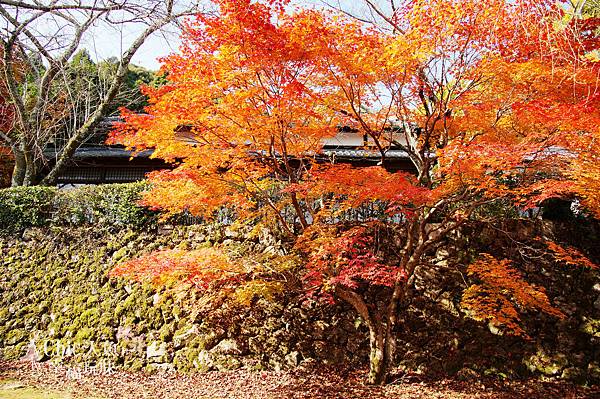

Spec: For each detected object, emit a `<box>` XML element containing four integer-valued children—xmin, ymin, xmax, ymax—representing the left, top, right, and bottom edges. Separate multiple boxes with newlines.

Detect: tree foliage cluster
<box><xmin>62</xmin><ymin>50</ymin><xmax>158</xmax><ymax>123</ymax></box>
<box><xmin>104</xmin><ymin>0</ymin><xmax>599</xmax><ymax>384</ymax></box>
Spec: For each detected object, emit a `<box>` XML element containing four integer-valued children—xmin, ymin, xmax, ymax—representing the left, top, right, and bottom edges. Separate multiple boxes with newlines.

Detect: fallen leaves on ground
<box><xmin>0</xmin><ymin>361</ymin><xmax>597</xmax><ymax>399</ymax></box>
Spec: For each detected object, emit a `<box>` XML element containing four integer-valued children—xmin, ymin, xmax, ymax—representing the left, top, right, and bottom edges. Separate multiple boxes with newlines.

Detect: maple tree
<box><xmin>110</xmin><ymin>0</ymin><xmax>599</xmax><ymax>384</ymax></box>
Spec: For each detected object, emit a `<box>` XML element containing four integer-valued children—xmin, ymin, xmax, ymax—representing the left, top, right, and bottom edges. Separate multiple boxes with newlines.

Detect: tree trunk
<box><xmin>23</xmin><ymin>152</ymin><xmax>38</xmax><ymax>186</ymax></box>
<box><xmin>366</xmin><ymin>318</ymin><xmax>397</xmax><ymax>385</ymax></box>
<box><xmin>10</xmin><ymin>149</ymin><xmax>25</xmax><ymax>187</ymax></box>
<box><xmin>40</xmin><ymin>111</ymin><xmax>102</xmax><ymax>186</ymax></box>
<box><xmin>334</xmin><ymin>287</ymin><xmax>399</xmax><ymax>385</ymax></box>
<box><xmin>40</xmin><ymin>17</ymin><xmax>178</xmax><ymax>186</ymax></box>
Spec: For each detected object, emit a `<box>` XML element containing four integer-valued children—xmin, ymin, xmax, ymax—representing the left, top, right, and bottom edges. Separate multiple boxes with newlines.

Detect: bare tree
<box><xmin>0</xmin><ymin>0</ymin><xmax>206</xmax><ymax>186</ymax></box>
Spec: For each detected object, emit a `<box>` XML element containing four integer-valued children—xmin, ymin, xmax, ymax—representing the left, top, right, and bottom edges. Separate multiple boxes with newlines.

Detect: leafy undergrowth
<box><xmin>1</xmin><ymin>361</ymin><xmax>597</xmax><ymax>399</ymax></box>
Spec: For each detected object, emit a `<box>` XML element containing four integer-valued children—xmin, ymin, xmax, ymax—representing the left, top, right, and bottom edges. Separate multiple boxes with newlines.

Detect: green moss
<box><xmin>2</xmin><ymin>342</ymin><xmax>26</xmax><ymax>359</ymax></box>
<box><xmin>74</xmin><ymin>327</ymin><xmax>95</xmax><ymax>342</ymax></box>
<box><xmin>159</xmin><ymin>323</ymin><xmax>175</xmax><ymax>342</ymax></box>
<box><xmin>0</xmin><ymin>379</ymin><xmax>87</xmax><ymax>399</ymax></box>
<box><xmin>0</xmin><ymin>308</ymin><xmax>9</xmax><ymax>323</ymax></box>
<box><xmin>54</xmin><ymin>277</ymin><xmax>69</xmax><ymax>288</ymax></box>
<box><xmin>5</xmin><ymin>329</ymin><xmax>28</xmax><ymax>346</ymax></box>
<box><xmin>14</xmin><ymin>221</ymin><xmax>596</xmax><ymax>379</ymax></box>
<box><xmin>127</xmin><ymin>358</ymin><xmax>145</xmax><ymax>371</ymax></box>
<box><xmin>581</xmin><ymin>318</ymin><xmax>600</xmax><ymax>337</ymax></box>
<box><xmin>37</xmin><ymin>301</ymin><xmax>50</xmax><ymax>313</ymax></box>
<box><xmin>86</xmin><ymin>295</ymin><xmax>99</xmax><ymax>306</ymax></box>
<box><xmin>79</xmin><ymin>308</ymin><xmax>100</xmax><ymax>327</ymax></box>
<box><xmin>111</xmin><ymin>247</ymin><xmax>129</xmax><ymax>262</ymax></box>
<box><xmin>588</xmin><ymin>362</ymin><xmax>600</xmax><ymax>380</ymax></box>
<box><xmin>213</xmin><ymin>356</ymin><xmax>242</xmax><ymax>371</ymax></box>
<box><xmin>524</xmin><ymin>350</ymin><xmax>569</xmax><ymax>376</ymax></box>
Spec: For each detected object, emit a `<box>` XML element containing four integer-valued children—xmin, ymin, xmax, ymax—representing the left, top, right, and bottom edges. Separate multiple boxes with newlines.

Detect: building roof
<box><xmin>46</xmin><ymin>118</ymin><xmax>416</xmax><ymax>185</ymax></box>
<box><xmin>322</xmin><ymin>148</ymin><xmax>409</xmax><ymax>159</ymax></box>
<box><xmin>45</xmin><ymin>146</ymin><xmax>154</xmax><ymax>160</ymax></box>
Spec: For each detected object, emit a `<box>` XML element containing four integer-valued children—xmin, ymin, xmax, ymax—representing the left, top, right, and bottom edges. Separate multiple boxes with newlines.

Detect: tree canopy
<box><xmin>110</xmin><ymin>0</ymin><xmax>599</xmax><ymax>384</ymax></box>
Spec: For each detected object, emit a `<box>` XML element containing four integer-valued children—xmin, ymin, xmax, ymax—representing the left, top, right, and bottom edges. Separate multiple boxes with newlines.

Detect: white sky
<box><xmin>83</xmin><ymin>22</ymin><xmax>183</xmax><ymax>70</ymax></box>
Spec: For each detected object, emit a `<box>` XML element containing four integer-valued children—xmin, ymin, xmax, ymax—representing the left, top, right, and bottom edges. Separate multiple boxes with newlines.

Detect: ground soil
<box><xmin>1</xmin><ymin>361</ymin><xmax>599</xmax><ymax>399</ymax></box>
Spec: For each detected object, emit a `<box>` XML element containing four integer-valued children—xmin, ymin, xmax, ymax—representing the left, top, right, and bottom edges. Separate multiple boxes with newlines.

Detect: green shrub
<box><xmin>51</xmin><ymin>182</ymin><xmax>156</xmax><ymax>228</ymax></box>
<box><xmin>0</xmin><ymin>182</ymin><xmax>157</xmax><ymax>234</ymax></box>
<box><xmin>0</xmin><ymin>186</ymin><xmax>57</xmax><ymax>233</ymax></box>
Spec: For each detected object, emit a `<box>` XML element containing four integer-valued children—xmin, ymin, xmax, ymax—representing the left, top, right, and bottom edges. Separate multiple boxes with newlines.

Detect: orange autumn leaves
<box><xmin>546</xmin><ymin>241</ymin><xmax>598</xmax><ymax>270</ymax></box>
<box><xmin>120</xmin><ymin>2</ymin><xmax>345</xmax><ymax>158</ymax></box>
<box><xmin>110</xmin><ymin>0</ymin><xmax>599</xmax><ymax>221</ymax></box>
<box><xmin>287</xmin><ymin>165</ymin><xmax>432</xmax><ymax>218</ymax></box>
<box><xmin>462</xmin><ymin>245</ymin><xmax>597</xmax><ymax>337</ymax></box>
<box><xmin>108</xmin><ymin>0</ymin><xmax>599</xmax><ymax>338</ymax></box>
<box><xmin>110</xmin><ymin>247</ymin><xmax>237</xmax><ymax>289</ymax></box>
<box><xmin>568</xmin><ymin>128</ymin><xmax>600</xmax><ymax>219</ymax></box>
<box><xmin>109</xmin><ymin>245</ymin><xmax>297</xmax><ymax>305</ymax></box>
<box><xmin>461</xmin><ymin>254</ymin><xmax>565</xmax><ymax>337</ymax></box>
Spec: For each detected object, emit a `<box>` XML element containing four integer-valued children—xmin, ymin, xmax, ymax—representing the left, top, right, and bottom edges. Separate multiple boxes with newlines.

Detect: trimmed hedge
<box><xmin>0</xmin><ymin>182</ymin><xmax>157</xmax><ymax>234</ymax></box>
<box><xmin>0</xmin><ymin>186</ymin><xmax>56</xmax><ymax>232</ymax></box>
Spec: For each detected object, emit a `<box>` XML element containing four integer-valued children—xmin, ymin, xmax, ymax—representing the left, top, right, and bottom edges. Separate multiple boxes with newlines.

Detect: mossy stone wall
<box><xmin>0</xmin><ymin>225</ymin><xmax>367</xmax><ymax>373</ymax></box>
<box><xmin>1</xmin><ymin>220</ymin><xmax>600</xmax><ymax>384</ymax></box>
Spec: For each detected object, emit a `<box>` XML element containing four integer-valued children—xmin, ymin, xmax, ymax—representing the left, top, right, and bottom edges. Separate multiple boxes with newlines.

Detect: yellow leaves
<box><xmin>583</xmin><ymin>50</ymin><xmax>600</xmax><ymax>62</ymax></box>
<box><xmin>546</xmin><ymin>241</ymin><xmax>598</xmax><ymax>270</ymax></box>
<box><xmin>215</xmin><ymin>44</ymin><xmax>242</xmax><ymax>60</ymax></box>
<box><xmin>382</xmin><ymin>36</ymin><xmax>421</xmax><ymax>74</ymax></box>
<box><xmin>233</xmin><ymin>280</ymin><xmax>284</xmax><ymax>306</ymax></box>
<box><xmin>461</xmin><ymin>254</ymin><xmax>564</xmax><ymax>337</ymax></box>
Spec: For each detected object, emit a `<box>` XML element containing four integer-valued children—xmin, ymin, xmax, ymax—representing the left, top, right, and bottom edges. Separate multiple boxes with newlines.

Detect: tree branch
<box><xmin>41</xmin><ymin>0</ymin><xmax>194</xmax><ymax>185</ymax></box>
